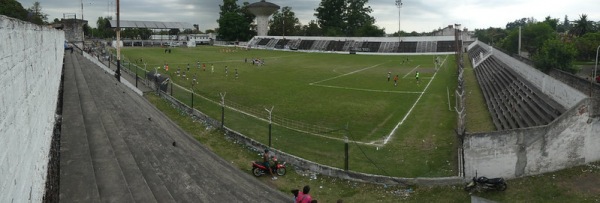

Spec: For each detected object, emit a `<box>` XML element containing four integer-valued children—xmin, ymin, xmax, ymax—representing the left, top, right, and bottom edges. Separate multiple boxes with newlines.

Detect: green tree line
<box><xmin>1</xmin><ymin>0</ymin><xmax>47</xmax><ymax>25</ymax></box>
<box><xmin>474</xmin><ymin>15</ymin><xmax>600</xmax><ymax>73</ymax></box>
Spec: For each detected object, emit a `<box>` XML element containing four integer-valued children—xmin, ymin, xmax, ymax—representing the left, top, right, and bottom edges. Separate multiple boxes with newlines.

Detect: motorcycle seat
<box><xmin>486</xmin><ymin>178</ymin><xmax>504</xmax><ymax>184</ymax></box>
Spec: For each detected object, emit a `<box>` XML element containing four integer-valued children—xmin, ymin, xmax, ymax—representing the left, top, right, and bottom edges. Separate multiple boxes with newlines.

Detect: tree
<box><xmin>300</xmin><ymin>20</ymin><xmax>322</xmax><ymax>36</ymax></box>
<box><xmin>506</xmin><ymin>17</ymin><xmax>536</xmax><ymax>30</ymax></box>
<box><xmin>217</xmin><ymin>0</ymin><xmax>254</xmax><ymax>41</ymax></box>
<box><xmin>122</xmin><ymin>28</ymin><xmax>153</xmax><ymax>39</ymax></box>
<box><xmin>557</xmin><ymin>15</ymin><xmax>570</xmax><ymax>33</ymax></box>
<box><xmin>315</xmin><ymin>0</ymin><xmax>346</xmax><ymax>36</ymax></box>
<box><xmin>533</xmin><ymin>39</ymin><xmax>577</xmax><ymax>73</ymax></box>
<box><xmin>355</xmin><ymin>23</ymin><xmax>385</xmax><ymax>37</ymax></box>
<box><xmin>27</xmin><ymin>1</ymin><xmax>48</xmax><ymax>25</ymax></box>
<box><xmin>240</xmin><ymin>2</ymin><xmax>256</xmax><ymax>33</ymax></box>
<box><xmin>574</xmin><ymin>32</ymin><xmax>600</xmax><ymax>61</ymax></box>
<box><xmin>95</xmin><ymin>16</ymin><xmax>115</xmax><ymax>38</ymax></box>
<box><xmin>474</xmin><ymin>27</ymin><xmax>507</xmax><ymax>45</ymax></box>
<box><xmin>499</xmin><ymin>22</ymin><xmax>555</xmax><ymax>56</ymax></box>
<box><xmin>83</xmin><ymin>23</ymin><xmax>92</xmax><ymax>38</ymax></box>
<box><xmin>345</xmin><ymin>0</ymin><xmax>374</xmax><ymax>36</ymax></box>
<box><xmin>572</xmin><ymin>14</ymin><xmax>593</xmax><ymax>37</ymax></box>
<box><xmin>168</xmin><ymin>29</ymin><xmax>180</xmax><ymax>40</ymax></box>
<box><xmin>268</xmin><ymin>6</ymin><xmax>300</xmax><ymax>36</ymax></box>
<box><xmin>138</xmin><ymin>28</ymin><xmax>152</xmax><ymax>40</ymax></box>
<box><xmin>0</xmin><ymin>0</ymin><xmax>29</xmax><ymax>20</ymax></box>
<box><xmin>543</xmin><ymin>16</ymin><xmax>559</xmax><ymax>31</ymax></box>
<box><xmin>314</xmin><ymin>0</ymin><xmax>381</xmax><ymax>37</ymax></box>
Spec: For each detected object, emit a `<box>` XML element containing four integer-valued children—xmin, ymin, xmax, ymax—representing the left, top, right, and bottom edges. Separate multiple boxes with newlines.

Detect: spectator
<box><xmin>296</xmin><ymin>185</ymin><xmax>312</xmax><ymax>203</ymax></box>
<box><xmin>64</xmin><ymin>41</ymin><xmax>73</xmax><ymax>53</ymax></box>
<box><xmin>596</xmin><ymin>75</ymin><xmax>600</xmax><ymax>83</ymax></box>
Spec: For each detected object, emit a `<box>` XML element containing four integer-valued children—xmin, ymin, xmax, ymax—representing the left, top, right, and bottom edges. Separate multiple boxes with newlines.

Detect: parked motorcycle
<box><xmin>251</xmin><ymin>156</ymin><xmax>287</xmax><ymax>177</ymax></box>
<box><xmin>464</xmin><ymin>172</ymin><xmax>507</xmax><ymax>193</ymax></box>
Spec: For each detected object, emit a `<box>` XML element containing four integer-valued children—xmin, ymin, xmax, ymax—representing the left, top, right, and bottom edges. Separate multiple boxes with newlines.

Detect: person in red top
<box><xmin>596</xmin><ymin>75</ymin><xmax>600</xmax><ymax>83</ymax></box>
<box><xmin>296</xmin><ymin>185</ymin><xmax>312</xmax><ymax>203</ymax></box>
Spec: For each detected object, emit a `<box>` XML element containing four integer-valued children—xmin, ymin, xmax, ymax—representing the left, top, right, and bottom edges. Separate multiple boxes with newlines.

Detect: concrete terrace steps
<box><xmin>69</xmin><ymin>53</ymin><xmax>135</xmax><ymax>202</ymax></box>
<box><xmin>59</xmin><ymin>52</ymin><xmax>101</xmax><ymax>202</ymax></box>
<box><xmin>60</xmin><ymin>49</ymin><xmax>291</xmax><ymax>202</ymax></box>
<box><xmin>74</xmin><ymin>53</ymin><xmax>168</xmax><ymax>202</ymax></box>
<box><xmin>70</xmin><ymin>51</ymin><xmax>290</xmax><ymax>202</ymax></box>
<box><xmin>473</xmin><ymin>55</ymin><xmax>564</xmax><ymax>130</ymax></box>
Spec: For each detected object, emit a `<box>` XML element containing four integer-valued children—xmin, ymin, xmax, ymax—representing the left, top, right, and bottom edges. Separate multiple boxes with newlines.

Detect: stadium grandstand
<box><xmin>106</xmin><ymin>20</ymin><xmax>214</xmax><ymax>47</ymax></box>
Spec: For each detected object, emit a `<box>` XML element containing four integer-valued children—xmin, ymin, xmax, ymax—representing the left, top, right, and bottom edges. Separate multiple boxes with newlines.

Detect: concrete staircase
<box><xmin>60</xmin><ymin>51</ymin><xmax>291</xmax><ymax>202</ymax></box>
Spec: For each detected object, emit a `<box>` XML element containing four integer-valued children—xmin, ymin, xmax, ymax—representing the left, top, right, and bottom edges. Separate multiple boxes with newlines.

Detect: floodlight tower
<box><xmin>395</xmin><ymin>0</ymin><xmax>403</xmax><ymax>42</ymax></box>
<box><xmin>247</xmin><ymin>0</ymin><xmax>280</xmax><ymax>36</ymax></box>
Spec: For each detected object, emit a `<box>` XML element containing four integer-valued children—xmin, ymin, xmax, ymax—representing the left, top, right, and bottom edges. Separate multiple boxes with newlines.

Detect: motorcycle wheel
<box><xmin>252</xmin><ymin>167</ymin><xmax>262</xmax><ymax>177</ymax></box>
<box><xmin>497</xmin><ymin>182</ymin><xmax>507</xmax><ymax>191</ymax></box>
<box><xmin>276</xmin><ymin>168</ymin><xmax>286</xmax><ymax>176</ymax></box>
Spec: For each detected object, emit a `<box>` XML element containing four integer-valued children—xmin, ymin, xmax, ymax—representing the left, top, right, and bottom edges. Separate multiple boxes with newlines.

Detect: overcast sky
<box><xmin>16</xmin><ymin>0</ymin><xmax>599</xmax><ymax>33</ymax></box>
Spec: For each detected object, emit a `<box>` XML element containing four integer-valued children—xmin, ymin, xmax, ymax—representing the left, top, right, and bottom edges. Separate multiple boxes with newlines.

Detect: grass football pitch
<box><xmin>121</xmin><ymin>46</ymin><xmax>459</xmax><ymax>177</ymax></box>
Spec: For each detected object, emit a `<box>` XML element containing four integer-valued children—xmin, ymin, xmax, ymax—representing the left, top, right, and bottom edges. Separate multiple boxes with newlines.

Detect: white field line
<box><xmin>402</xmin><ymin>65</ymin><xmax>421</xmax><ymax>79</ymax></box>
<box><xmin>383</xmin><ymin>55</ymin><xmax>449</xmax><ymax>145</ymax></box>
<box><xmin>311</xmin><ymin>84</ymin><xmax>422</xmax><ymax>94</ymax></box>
<box><xmin>310</xmin><ymin>63</ymin><xmax>385</xmax><ymax>85</ymax></box>
<box><xmin>170</xmin><ymin>82</ymin><xmax>380</xmax><ymax>146</ymax></box>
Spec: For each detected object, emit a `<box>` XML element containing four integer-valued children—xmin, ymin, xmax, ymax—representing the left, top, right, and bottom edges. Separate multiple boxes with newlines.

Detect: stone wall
<box><xmin>0</xmin><ymin>16</ymin><xmax>64</xmax><ymax>202</ymax></box>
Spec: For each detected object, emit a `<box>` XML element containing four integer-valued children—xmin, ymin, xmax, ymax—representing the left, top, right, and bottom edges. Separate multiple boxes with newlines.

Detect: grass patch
<box><xmin>122</xmin><ymin>46</ymin><xmax>459</xmax><ymax>177</ymax></box>
<box><xmin>146</xmin><ymin>93</ymin><xmax>600</xmax><ymax>202</ymax></box>
<box><xmin>463</xmin><ymin>54</ymin><xmax>495</xmax><ymax>132</ymax></box>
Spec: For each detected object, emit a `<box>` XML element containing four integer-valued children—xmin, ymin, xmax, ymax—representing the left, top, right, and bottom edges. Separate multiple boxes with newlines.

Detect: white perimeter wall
<box><xmin>0</xmin><ymin>15</ymin><xmax>64</xmax><ymax>202</ymax></box>
<box><xmin>464</xmin><ymin>99</ymin><xmax>600</xmax><ymax>179</ymax></box>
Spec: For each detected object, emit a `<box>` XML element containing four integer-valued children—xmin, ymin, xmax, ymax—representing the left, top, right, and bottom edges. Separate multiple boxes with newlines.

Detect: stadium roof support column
<box><xmin>247</xmin><ymin>0</ymin><xmax>280</xmax><ymax>36</ymax></box>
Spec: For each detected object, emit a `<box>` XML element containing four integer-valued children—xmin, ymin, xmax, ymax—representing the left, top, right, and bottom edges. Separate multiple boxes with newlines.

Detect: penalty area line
<box><xmin>383</xmin><ymin>55</ymin><xmax>449</xmax><ymax>145</ymax></box>
<box><xmin>310</xmin><ymin>63</ymin><xmax>385</xmax><ymax>85</ymax></box>
<box><xmin>402</xmin><ymin>65</ymin><xmax>420</xmax><ymax>79</ymax></box>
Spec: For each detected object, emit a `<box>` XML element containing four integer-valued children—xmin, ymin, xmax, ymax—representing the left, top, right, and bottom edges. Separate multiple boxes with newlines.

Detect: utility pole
<box><xmin>592</xmin><ymin>45</ymin><xmax>599</xmax><ymax>97</ymax></box>
<box><xmin>518</xmin><ymin>26</ymin><xmax>522</xmax><ymax>56</ymax></box>
<box><xmin>115</xmin><ymin>0</ymin><xmax>121</xmax><ymax>82</ymax></box>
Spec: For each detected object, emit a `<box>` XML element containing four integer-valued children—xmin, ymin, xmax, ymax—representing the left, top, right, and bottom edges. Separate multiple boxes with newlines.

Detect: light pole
<box><xmin>395</xmin><ymin>0</ymin><xmax>403</xmax><ymax>41</ymax></box>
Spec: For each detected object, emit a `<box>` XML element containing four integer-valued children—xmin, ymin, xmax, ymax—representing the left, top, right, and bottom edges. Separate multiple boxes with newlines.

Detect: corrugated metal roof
<box><xmin>108</xmin><ymin>20</ymin><xmax>194</xmax><ymax>30</ymax></box>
